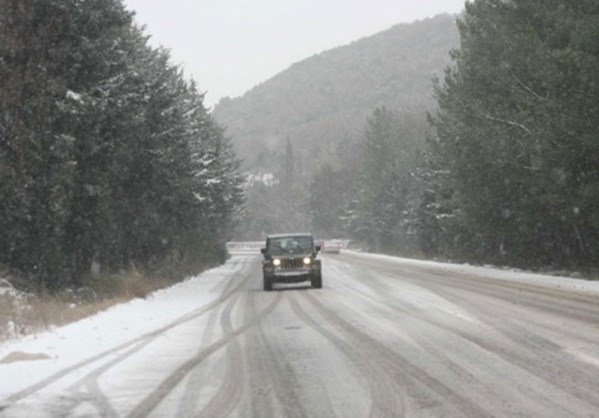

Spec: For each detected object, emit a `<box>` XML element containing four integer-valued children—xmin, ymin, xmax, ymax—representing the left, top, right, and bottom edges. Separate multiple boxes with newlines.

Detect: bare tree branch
<box><xmin>479</xmin><ymin>113</ymin><xmax>532</xmax><ymax>134</ymax></box>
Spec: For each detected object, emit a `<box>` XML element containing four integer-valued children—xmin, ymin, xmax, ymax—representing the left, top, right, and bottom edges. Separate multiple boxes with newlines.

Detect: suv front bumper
<box><xmin>263</xmin><ymin>261</ymin><xmax>321</xmax><ymax>283</ymax></box>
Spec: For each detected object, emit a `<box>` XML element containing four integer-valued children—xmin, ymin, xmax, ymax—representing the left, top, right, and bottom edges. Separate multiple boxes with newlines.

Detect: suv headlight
<box><xmin>303</xmin><ymin>257</ymin><xmax>311</xmax><ymax>265</ymax></box>
<box><xmin>273</xmin><ymin>258</ymin><xmax>281</xmax><ymax>266</ymax></box>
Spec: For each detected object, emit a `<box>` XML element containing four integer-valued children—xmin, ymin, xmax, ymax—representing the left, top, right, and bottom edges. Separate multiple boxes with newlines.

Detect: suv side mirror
<box><xmin>260</xmin><ymin>248</ymin><xmax>266</xmax><ymax>254</ymax></box>
<box><xmin>315</xmin><ymin>245</ymin><xmax>321</xmax><ymax>252</ymax></box>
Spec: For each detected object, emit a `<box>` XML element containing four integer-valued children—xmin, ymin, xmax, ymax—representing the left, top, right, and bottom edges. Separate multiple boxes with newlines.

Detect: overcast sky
<box><xmin>122</xmin><ymin>0</ymin><xmax>465</xmax><ymax>107</ymax></box>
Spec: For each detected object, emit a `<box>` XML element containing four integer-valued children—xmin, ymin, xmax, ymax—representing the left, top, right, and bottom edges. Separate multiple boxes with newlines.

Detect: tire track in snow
<box><xmin>1</xmin><ymin>257</ymin><xmax>258</xmax><ymax>412</ymax></box>
<box><xmin>288</xmin><ymin>293</ymin><xmax>401</xmax><ymax>418</ymax></box>
<box><xmin>341</xmin><ymin>253</ymin><xmax>599</xmax><ymax>325</ymax></box>
<box><xmin>195</xmin><ymin>292</ymin><xmax>245</xmax><ymax>417</ymax></box>
<box><xmin>299</xmin><ymin>291</ymin><xmax>493</xmax><ymax>417</ymax></box>
<box><xmin>336</xmin><ymin>255</ymin><xmax>599</xmax><ymax>415</ymax></box>
<box><xmin>240</xmin><ymin>291</ymin><xmax>312</xmax><ymax>418</ymax></box>
<box><xmin>126</xmin><ymin>290</ymin><xmax>283</xmax><ymax>418</ymax></box>
<box><xmin>419</xmin><ymin>283</ymin><xmax>599</xmax><ymax>415</ymax></box>
<box><xmin>239</xmin><ymin>291</ymin><xmax>279</xmax><ymax>417</ymax></box>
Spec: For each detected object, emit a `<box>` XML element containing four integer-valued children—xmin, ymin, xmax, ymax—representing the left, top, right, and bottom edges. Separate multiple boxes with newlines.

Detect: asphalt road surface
<box><xmin>3</xmin><ymin>249</ymin><xmax>599</xmax><ymax>417</ymax></box>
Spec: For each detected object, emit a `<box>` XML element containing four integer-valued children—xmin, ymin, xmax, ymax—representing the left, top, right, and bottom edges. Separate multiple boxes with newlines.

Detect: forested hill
<box><xmin>212</xmin><ymin>14</ymin><xmax>459</xmax><ymax>171</ymax></box>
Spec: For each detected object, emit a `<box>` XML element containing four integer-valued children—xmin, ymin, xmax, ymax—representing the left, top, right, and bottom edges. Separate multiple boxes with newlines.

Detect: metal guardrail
<box><xmin>226</xmin><ymin>241</ymin><xmax>264</xmax><ymax>254</ymax></box>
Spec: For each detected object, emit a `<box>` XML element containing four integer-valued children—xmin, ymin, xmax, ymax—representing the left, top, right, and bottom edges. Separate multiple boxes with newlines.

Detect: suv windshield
<box><xmin>267</xmin><ymin>236</ymin><xmax>313</xmax><ymax>255</ymax></box>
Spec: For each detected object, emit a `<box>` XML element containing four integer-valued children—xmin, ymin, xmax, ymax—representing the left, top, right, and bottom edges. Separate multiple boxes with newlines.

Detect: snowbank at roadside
<box><xmin>344</xmin><ymin>250</ymin><xmax>599</xmax><ymax>297</ymax></box>
<box><xmin>0</xmin><ymin>255</ymin><xmax>251</xmax><ymax>394</ymax></box>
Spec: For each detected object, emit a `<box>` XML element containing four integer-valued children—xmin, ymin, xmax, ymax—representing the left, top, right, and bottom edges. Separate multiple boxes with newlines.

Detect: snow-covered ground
<box><xmin>346</xmin><ymin>250</ymin><xmax>599</xmax><ymax>297</ymax></box>
<box><xmin>3</xmin><ymin>250</ymin><xmax>598</xmax><ymax>379</ymax></box>
<box><xmin>0</xmin><ymin>255</ymin><xmax>249</xmax><ymax>395</ymax></box>
<box><xmin>2</xmin><ymin>248</ymin><xmax>599</xmax><ymax>417</ymax></box>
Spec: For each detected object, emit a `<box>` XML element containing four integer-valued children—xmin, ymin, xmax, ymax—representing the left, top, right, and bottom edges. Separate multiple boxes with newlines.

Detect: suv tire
<box><xmin>311</xmin><ymin>274</ymin><xmax>322</xmax><ymax>289</ymax></box>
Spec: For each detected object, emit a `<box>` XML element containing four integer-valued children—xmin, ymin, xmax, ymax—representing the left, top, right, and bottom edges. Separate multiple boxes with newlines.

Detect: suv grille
<box><xmin>280</xmin><ymin>258</ymin><xmax>303</xmax><ymax>269</ymax></box>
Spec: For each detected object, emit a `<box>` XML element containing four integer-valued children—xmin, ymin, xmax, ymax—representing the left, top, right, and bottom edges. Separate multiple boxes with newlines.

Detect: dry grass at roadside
<box><xmin>0</xmin><ymin>270</ymin><xmax>174</xmax><ymax>342</ymax></box>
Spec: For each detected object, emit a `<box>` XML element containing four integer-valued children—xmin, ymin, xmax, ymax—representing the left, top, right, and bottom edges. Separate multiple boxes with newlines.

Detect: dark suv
<box><xmin>261</xmin><ymin>233</ymin><xmax>322</xmax><ymax>291</ymax></box>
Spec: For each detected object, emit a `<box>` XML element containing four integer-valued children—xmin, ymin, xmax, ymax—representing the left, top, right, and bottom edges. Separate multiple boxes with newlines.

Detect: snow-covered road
<box><xmin>2</xmin><ymin>249</ymin><xmax>599</xmax><ymax>417</ymax></box>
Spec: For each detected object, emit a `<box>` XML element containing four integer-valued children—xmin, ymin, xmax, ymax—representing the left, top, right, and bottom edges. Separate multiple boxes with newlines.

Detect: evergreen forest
<box><xmin>2</xmin><ymin>0</ymin><xmax>598</xmax><ymax>292</ymax></box>
<box><xmin>0</xmin><ymin>0</ymin><xmax>244</xmax><ymax>291</ymax></box>
<box><xmin>429</xmin><ymin>0</ymin><xmax>599</xmax><ymax>270</ymax></box>
<box><xmin>216</xmin><ymin>1</ymin><xmax>599</xmax><ymax>273</ymax></box>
